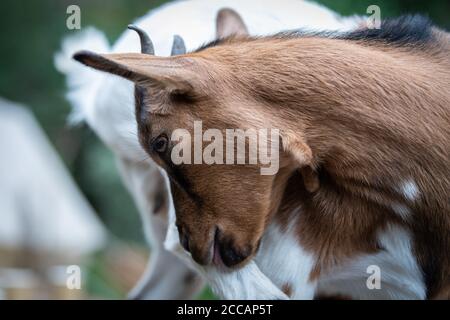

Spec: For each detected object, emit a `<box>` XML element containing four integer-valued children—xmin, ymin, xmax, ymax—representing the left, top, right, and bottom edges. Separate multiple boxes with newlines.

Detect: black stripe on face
<box><xmin>134</xmin><ymin>85</ymin><xmax>149</xmax><ymax>124</ymax></box>
<box><xmin>159</xmin><ymin>153</ymin><xmax>203</xmax><ymax>208</ymax></box>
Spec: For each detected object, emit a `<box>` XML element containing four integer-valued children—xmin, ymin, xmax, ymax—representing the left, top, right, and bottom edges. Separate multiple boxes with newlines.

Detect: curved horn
<box><xmin>171</xmin><ymin>35</ymin><xmax>186</xmax><ymax>56</ymax></box>
<box><xmin>127</xmin><ymin>24</ymin><xmax>154</xmax><ymax>55</ymax></box>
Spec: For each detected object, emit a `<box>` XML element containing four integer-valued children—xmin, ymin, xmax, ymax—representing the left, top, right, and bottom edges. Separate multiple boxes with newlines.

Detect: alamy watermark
<box><xmin>366</xmin><ymin>265</ymin><xmax>381</xmax><ymax>290</ymax></box>
<box><xmin>66</xmin><ymin>5</ymin><xmax>81</xmax><ymax>30</ymax></box>
<box><xmin>170</xmin><ymin>121</ymin><xmax>280</xmax><ymax>175</ymax></box>
<box><xmin>66</xmin><ymin>265</ymin><xmax>82</xmax><ymax>290</ymax></box>
<box><xmin>367</xmin><ymin>5</ymin><xmax>382</xmax><ymax>29</ymax></box>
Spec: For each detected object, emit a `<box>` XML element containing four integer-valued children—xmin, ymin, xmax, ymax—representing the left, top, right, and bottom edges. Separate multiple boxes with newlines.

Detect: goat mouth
<box><xmin>212</xmin><ymin>227</ymin><xmax>224</xmax><ymax>267</ymax></box>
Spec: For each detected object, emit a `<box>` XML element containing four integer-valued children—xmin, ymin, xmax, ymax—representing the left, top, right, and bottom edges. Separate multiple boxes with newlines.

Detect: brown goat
<box><xmin>74</xmin><ymin>15</ymin><xmax>449</xmax><ymax>299</ymax></box>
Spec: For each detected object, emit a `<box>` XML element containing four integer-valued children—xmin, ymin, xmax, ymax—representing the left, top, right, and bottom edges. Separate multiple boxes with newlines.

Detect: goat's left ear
<box><xmin>73</xmin><ymin>50</ymin><xmax>198</xmax><ymax>93</ymax></box>
<box><xmin>216</xmin><ymin>8</ymin><xmax>249</xmax><ymax>38</ymax></box>
<box><xmin>282</xmin><ymin>133</ymin><xmax>320</xmax><ymax>193</ymax></box>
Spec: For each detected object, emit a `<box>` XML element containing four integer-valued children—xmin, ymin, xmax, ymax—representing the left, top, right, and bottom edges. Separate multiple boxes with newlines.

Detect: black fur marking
<box><xmin>134</xmin><ymin>85</ymin><xmax>148</xmax><ymax>123</ymax></box>
<box><xmin>337</xmin><ymin>15</ymin><xmax>434</xmax><ymax>46</ymax></box>
<box><xmin>195</xmin><ymin>38</ymin><xmax>227</xmax><ymax>52</ymax></box>
<box><xmin>194</xmin><ymin>15</ymin><xmax>435</xmax><ymax>52</ymax></box>
<box><xmin>160</xmin><ymin>154</ymin><xmax>204</xmax><ymax>208</ymax></box>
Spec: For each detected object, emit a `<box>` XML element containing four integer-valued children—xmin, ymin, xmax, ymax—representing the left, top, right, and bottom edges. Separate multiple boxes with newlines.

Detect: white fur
<box><xmin>316</xmin><ymin>224</ymin><xmax>426</xmax><ymax>299</ymax></box>
<box><xmin>56</xmin><ymin>0</ymin><xmax>361</xmax><ymax>299</ymax></box>
<box><xmin>399</xmin><ymin>179</ymin><xmax>420</xmax><ymax>202</ymax></box>
<box><xmin>256</xmin><ymin>211</ymin><xmax>317</xmax><ymax>299</ymax></box>
<box><xmin>203</xmin><ymin>263</ymin><xmax>289</xmax><ymax>300</ymax></box>
<box><xmin>390</xmin><ymin>179</ymin><xmax>419</xmax><ymax>220</ymax></box>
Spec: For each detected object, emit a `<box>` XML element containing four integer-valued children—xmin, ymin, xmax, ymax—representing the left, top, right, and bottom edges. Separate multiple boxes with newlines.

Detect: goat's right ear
<box><xmin>73</xmin><ymin>50</ymin><xmax>198</xmax><ymax>93</ymax></box>
<box><xmin>216</xmin><ymin>8</ymin><xmax>249</xmax><ymax>38</ymax></box>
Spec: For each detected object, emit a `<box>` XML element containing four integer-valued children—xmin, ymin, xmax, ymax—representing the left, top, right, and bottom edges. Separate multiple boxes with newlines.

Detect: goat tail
<box><xmin>54</xmin><ymin>27</ymin><xmax>110</xmax><ymax>124</ymax></box>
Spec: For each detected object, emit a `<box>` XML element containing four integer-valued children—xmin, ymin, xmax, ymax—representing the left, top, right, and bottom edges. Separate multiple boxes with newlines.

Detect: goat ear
<box><xmin>72</xmin><ymin>50</ymin><xmax>196</xmax><ymax>93</ymax></box>
<box><xmin>282</xmin><ymin>134</ymin><xmax>320</xmax><ymax>193</ymax></box>
<box><xmin>300</xmin><ymin>167</ymin><xmax>320</xmax><ymax>193</ymax></box>
<box><xmin>216</xmin><ymin>8</ymin><xmax>249</xmax><ymax>38</ymax></box>
<box><xmin>282</xmin><ymin>134</ymin><xmax>313</xmax><ymax>166</ymax></box>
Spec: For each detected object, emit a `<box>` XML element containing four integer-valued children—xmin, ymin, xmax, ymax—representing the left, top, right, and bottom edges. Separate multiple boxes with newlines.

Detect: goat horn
<box><xmin>171</xmin><ymin>35</ymin><xmax>186</xmax><ymax>56</ymax></box>
<box><xmin>127</xmin><ymin>24</ymin><xmax>154</xmax><ymax>55</ymax></box>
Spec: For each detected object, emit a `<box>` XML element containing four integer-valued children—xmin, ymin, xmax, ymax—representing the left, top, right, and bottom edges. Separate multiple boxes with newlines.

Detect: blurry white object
<box><xmin>0</xmin><ymin>98</ymin><xmax>105</xmax><ymax>256</ymax></box>
<box><xmin>55</xmin><ymin>0</ymin><xmax>359</xmax><ymax>299</ymax></box>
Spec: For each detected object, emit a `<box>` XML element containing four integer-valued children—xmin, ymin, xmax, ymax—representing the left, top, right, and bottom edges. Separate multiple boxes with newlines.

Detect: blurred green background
<box><xmin>0</xmin><ymin>0</ymin><xmax>448</xmax><ymax>298</ymax></box>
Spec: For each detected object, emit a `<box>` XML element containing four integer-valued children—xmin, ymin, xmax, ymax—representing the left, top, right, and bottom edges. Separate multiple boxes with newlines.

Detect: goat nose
<box><xmin>219</xmin><ymin>243</ymin><xmax>251</xmax><ymax>267</ymax></box>
<box><xmin>216</xmin><ymin>233</ymin><xmax>252</xmax><ymax>268</ymax></box>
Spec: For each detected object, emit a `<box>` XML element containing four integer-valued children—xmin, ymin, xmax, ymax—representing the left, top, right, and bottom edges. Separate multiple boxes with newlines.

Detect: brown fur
<box><xmin>282</xmin><ymin>283</ymin><xmax>293</xmax><ymax>297</ymax></box>
<box><xmin>74</xmin><ymin>19</ymin><xmax>450</xmax><ymax>298</ymax></box>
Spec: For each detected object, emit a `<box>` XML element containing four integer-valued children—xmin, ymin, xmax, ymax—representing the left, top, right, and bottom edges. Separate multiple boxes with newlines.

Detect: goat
<box><xmin>74</xmin><ymin>14</ymin><xmax>450</xmax><ymax>299</ymax></box>
<box><xmin>57</xmin><ymin>0</ymin><xmax>360</xmax><ymax>299</ymax></box>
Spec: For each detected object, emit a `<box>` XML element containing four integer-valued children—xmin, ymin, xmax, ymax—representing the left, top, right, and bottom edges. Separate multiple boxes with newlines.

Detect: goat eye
<box><xmin>152</xmin><ymin>135</ymin><xmax>168</xmax><ymax>153</ymax></box>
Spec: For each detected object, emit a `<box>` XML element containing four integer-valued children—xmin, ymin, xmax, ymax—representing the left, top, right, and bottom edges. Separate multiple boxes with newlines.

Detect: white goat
<box><xmin>56</xmin><ymin>0</ymin><xmax>358</xmax><ymax>299</ymax></box>
<box><xmin>0</xmin><ymin>98</ymin><xmax>105</xmax><ymax>257</ymax></box>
